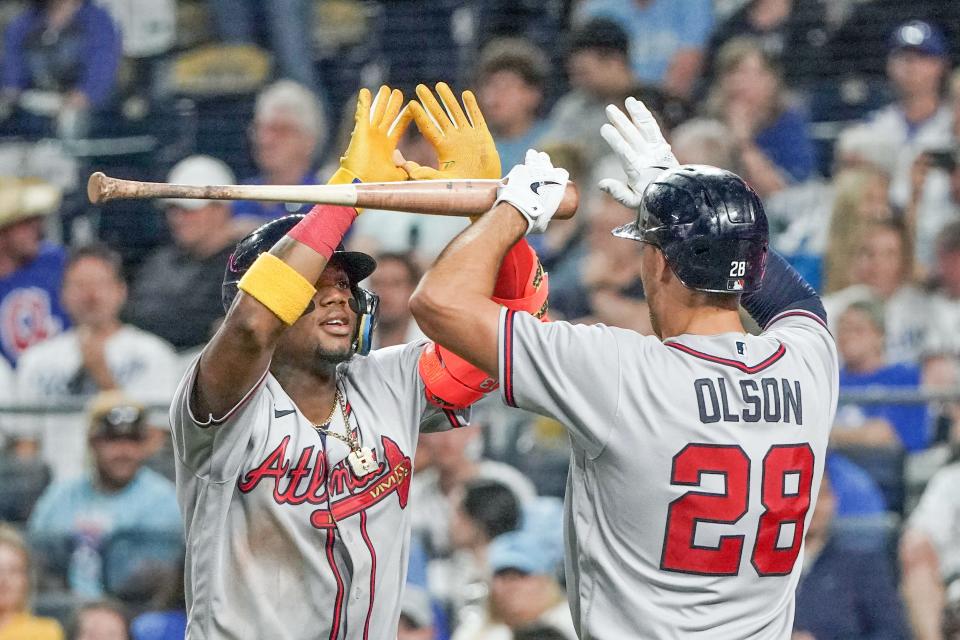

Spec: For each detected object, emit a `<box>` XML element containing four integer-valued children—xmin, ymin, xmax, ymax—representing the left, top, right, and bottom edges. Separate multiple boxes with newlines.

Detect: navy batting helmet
<box><xmin>222</xmin><ymin>215</ymin><xmax>379</xmax><ymax>355</ymax></box>
<box><xmin>612</xmin><ymin>165</ymin><xmax>768</xmax><ymax>293</ymax></box>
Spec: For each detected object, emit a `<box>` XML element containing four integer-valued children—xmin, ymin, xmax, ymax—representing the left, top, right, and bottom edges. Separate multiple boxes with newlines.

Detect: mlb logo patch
<box><xmin>727</xmin><ymin>279</ymin><xmax>745</xmax><ymax>291</ymax></box>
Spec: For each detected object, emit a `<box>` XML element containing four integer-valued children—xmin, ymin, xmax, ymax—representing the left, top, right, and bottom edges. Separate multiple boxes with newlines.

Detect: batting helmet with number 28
<box><xmin>612</xmin><ymin>164</ymin><xmax>768</xmax><ymax>293</ymax></box>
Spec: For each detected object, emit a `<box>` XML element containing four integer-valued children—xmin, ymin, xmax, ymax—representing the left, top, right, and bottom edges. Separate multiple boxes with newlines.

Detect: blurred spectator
<box><xmin>821</xmin><ymin>167</ymin><xmax>893</xmax><ymax>293</ymax></box>
<box><xmin>702</xmin><ymin>0</ymin><xmax>829</xmax><ymax>88</ymax></box>
<box><xmin>0</xmin><ymin>178</ymin><xmax>67</xmax><ymax>366</ymax></box>
<box><xmin>123</xmin><ymin>156</ymin><xmax>238</xmax><ymax>352</ymax></box>
<box><xmin>907</xmin><ymin>143</ymin><xmax>960</xmax><ymax>273</ymax></box>
<box><xmin>27</xmin><ymin>392</ymin><xmax>181</xmax><ymax>598</ymax></box>
<box><xmin>0</xmin><ymin>0</ymin><xmax>121</xmax><ymax>138</ymax></box>
<box><xmin>540</xmin><ymin>18</ymin><xmax>686</xmax><ymax>168</ymax></box>
<box><xmin>398</xmin><ymin>585</ymin><xmax>436</xmax><ymax>640</ymax></box>
<box><xmin>826</xmin><ymin>452</ymin><xmax>887</xmax><ymax>518</ymax></box>
<box><xmin>128</xmin><ymin>557</ymin><xmax>185</xmax><ymax>640</ymax></box>
<box><xmin>860</xmin><ymin>21</ymin><xmax>953</xmax><ymax>212</ymax></box>
<box><xmin>670</xmin><ymin>117</ymin><xmax>739</xmax><ymax>171</ymax></box>
<box><xmin>439</xmin><ymin>479</ymin><xmax>522</xmax><ymax>620</ymax></box>
<box><xmin>793</xmin><ymin>472</ymin><xmax>909</xmax><ymax>639</ymax></box>
<box><xmin>535</xmin><ymin>143</ymin><xmax>589</xmax><ymax>273</ymax></box>
<box><xmin>232</xmin><ymin>80</ymin><xmax>326</xmax><ymax>223</ymax></box>
<box><xmin>68</xmin><ymin>599</ymin><xmax>128</xmax><ymax>640</ymax></box>
<box><xmin>922</xmin><ymin>221</ymin><xmax>960</xmax><ymax>359</ymax></box>
<box><xmin>368</xmin><ymin>252</ymin><xmax>424</xmax><ymax>349</ymax></box>
<box><xmin>0</xmin><ymin>524</ymin><xmax>64</xmax><ymax>640</ymax></box>
<box><xmin>901</xmin><ymin>459</ymin><xmax>960</xmax><ymax>640</ymax></box>
<box><xmin>574</xmin><ymin>0</ymin><xmax>713</xmax><ymax>98</ymax></box>
<box><xmin>207</xmin><ymin>0</ymin><xmax>318</xmax><ymax>95</ymax></box>
<box><xmin>705</xmin><ymin>37</ymin><xmax>815</xmax><ymax>196</ymax></box>
<box><xmin>451</xmin><ymin>527</ymin><xmax>574</xmax><ymax>640</ymax></box>
<box><xmin>16</xmin><ymin>244</ymin><xmax>179</xmax><ymax>480</ymax></box>
<box><xmin>832</xmin><ymin>299</ymin><xmax>930</xmax><ymax>453</ymax></box>
<box><xmin>824</xmin><ymin>220</ymin><xmax>928</xmax><ymax>364</ymax></box>
<box><xmin>411</xmin><ymin>427</ymin><xmax>535</xmax><ymax>560</ymax></box>
<box><xmin>474</xmin><ymin>38</ymin><xmax>550</xmax><ymax>172</ymax></box>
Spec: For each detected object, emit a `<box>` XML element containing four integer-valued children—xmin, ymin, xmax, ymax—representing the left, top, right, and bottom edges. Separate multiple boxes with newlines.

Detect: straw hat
<box><xmin>0</xmin><ymin>177</ymin><xmax>62</xmax><ymax>231</ymax></box>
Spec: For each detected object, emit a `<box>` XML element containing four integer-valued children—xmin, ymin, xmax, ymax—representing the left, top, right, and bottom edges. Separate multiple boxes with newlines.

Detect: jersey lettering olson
<box><xmin>694</xmin><ymin>377</ymin><xmax>802</xmax><ymax>424</ymax></box>
<box><xmin>237</xmin><ymin>434</ymin><xmax>412</xmax><ymax>529</ymax></box>
<box><xmin>661</xmin><ymin>443</ymin><xmax>815</xmax><ymax>576</ymax></box>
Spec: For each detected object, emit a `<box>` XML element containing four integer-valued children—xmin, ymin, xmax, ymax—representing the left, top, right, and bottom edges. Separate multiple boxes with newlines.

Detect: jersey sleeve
<box><xmin>168</xmin><ymin>354</ymin><xmax>270</xmax><ymax>482</ymax></box>
<box><xmin>499</xmin><ymin>309</ymin><xmax>622</xmax><ymax>458</ymax></box>
<box><xmin>763</xmin><ymin>310</ymin><xmax>839</xmax><ymax>406</ymax></box>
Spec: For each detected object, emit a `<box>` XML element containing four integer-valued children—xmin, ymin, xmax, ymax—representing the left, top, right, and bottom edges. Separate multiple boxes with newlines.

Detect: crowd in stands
<box><xmin>2</xmin><ymin>0</ymin><xmax>960</xmax><ymax>638</ymax></box>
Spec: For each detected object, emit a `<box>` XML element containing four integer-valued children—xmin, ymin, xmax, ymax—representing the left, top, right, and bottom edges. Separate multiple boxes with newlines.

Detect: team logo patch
<box><xmin>0</xmin><ymin>287</ymin><xmax>62</xmax><ymax>359</ymax></box>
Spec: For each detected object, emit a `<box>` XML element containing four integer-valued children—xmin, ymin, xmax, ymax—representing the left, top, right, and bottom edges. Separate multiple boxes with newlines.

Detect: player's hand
<box><xmin>599</xmin><ymin>97</ymin><xmax>678</xmax><ymax>209</ymax></box>
<box><xmin>336</xmin><ymin>85</ymin><xmax>413</xmax><ymax>185</ymax></box>
<box><xmin>495</xmin><ymin>149</ymin><xmax>568</xmax><ymax>235</ymax></box>
<box><xmin>403</xmin><ymin>82</ymin><xmax>502</xmax><ymax>180</ymax></box>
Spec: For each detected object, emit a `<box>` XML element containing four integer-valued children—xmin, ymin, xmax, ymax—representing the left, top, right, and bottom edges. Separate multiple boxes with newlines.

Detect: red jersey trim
<box><xmin>666</xmin><ymin>341</ymin><xmax>787</xmax><ymax>374</ymax></box>
<box><xmin>360</xmin><ymin>511</ymin><xmax>376</xmax><ymax>640</ymax></box>
<box><xmin>502</xmin><ymin>309</ymin><xmax>517</xmax><ymax>407</ymax></box>
<box><xmin>443</xmin><ymin>408</ymin><xmax>464</xmax><ymax>429</ymax></box>
<box><xmin>326</xmin><ymin>530</ymin><xmax>345</xmax><ymax>640</ymax></box>
<box><xmin>765</xmin><ymin>309</ymin><xmax>829</xmax><ymax>331</ymax></box>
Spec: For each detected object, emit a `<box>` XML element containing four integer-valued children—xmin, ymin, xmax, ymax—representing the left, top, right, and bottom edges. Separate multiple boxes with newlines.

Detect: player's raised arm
<box><xmin>193</xmin><ymin>86</ymin><xmax>413</xmax><ymax>420</ymax></box>
<box><xmin>410</xmin><ymin>151</ymin><xmax>568</xmax><ymax>376</ymax></box>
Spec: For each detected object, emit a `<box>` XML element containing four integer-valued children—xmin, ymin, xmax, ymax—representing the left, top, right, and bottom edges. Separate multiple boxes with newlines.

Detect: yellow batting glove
<box><xmin>404</xmin><ymin>82</ymin><xmax>501</xmax><ymax>181</ymax></box>
<box><xmin>332</xmin><ymin>85</ymin><xmax>414</xmax><ymax>186</ymax></box>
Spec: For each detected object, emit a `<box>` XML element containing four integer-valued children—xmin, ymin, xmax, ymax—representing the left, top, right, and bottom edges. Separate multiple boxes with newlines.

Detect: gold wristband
<box><xmin>238</xmin><ymin>253</ymin><xmax>316</xmax><ymax>325</ymax></box>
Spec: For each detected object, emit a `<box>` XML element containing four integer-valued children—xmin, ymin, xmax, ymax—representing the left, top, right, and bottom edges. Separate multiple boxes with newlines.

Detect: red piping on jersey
<box><xmin>325</xmin><ymin>530</ymin><xmax>345</xmax><ymax>640</ymax></box>
<box><xmin>765</xmin><ymin>309</ymin><xmax>829</xmax><ymax>331</ymax></box>
<box><xmin>443</xmin><ymin>409</ymin><xmax>462</xmax><ymax>429</ymax></box>
<box><xmin>502</xmin><ymin>310</ymin><xmax>517</xmax><ymax>407</ymax></box>
<box><xmin>359</xmin><ymin>511</ymin><xmax>376</xmax><ymax>640</ymax></box>
<box><xmin>666</xmin><ymin>341</ymin><xmax>787</xmax><ymax>374</ymax></box>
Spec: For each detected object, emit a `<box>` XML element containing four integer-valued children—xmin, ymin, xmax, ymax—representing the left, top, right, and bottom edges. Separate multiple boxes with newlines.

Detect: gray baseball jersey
<box><xmin>170</xmin><ymin>340</ymin><xmax>466</xmax><ymax>640</ymax></box>
<box><xmin>498</xmin><ymin>308</ymin><xmax>838</xmax><ymax>639</ymax></box>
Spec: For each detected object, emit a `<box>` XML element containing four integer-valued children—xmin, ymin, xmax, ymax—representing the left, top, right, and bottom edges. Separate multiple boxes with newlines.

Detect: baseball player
<box><xmin>169</xmin><ymin>84</ymin><xmax>548</xmax><ymax>640</ymax></box>
<box><xmin>410</xmin><ymin>98</ymin><xmax>839</xmax><ymax>638</ymax></box>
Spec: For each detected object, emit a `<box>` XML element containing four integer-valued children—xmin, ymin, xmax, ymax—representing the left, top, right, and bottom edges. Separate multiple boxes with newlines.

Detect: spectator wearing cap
<box><xmin>452</xmin><ymin>527</ymin><xmax>575</xmax><ymax>640</ymax></box>
<box><xmin>27</xmin><ymin>391</ymin><xmax>180</xmax><ymax>598</ymax></box>
<box><xmin>860</xmin><ymin>20</ymin><xmax>953</xmax><ymax>212</ymax></box>
<box><xmin>398</xmin><ymin>585</ymin><xmax>437</xmax><ymax>640</ymax></box>
<box><xmin>0</xmin><ymin>178</ymin><xmax>67</xmax><ymax>366</ymax></box>
<box><xmin>540</xmin><ymin>18</ymin><xmax>687</xmax><ymax>168</ymax></box>
<box><xmin>833</xmin><ymin>298</ymin><xmax>930</xmax><ymax>455</ymax></box>
<box><xmin>573</xmin><ymin>0</ymin><xmax>713</xmax><ymax>98</ymax></box>
<box><xmin>233</xmin><ymin>80</ymin><xmax>326</xmax><ymax>223</ymax></box>
<box><xmin>474</xmin><ymin>38</ymin><xmax>551</xmax><ymax>173</ymax></box>
<box><xmin>16</xmin><ymin>244</ymin><xmax>179</xmax><ymax>480</ymax></box>
<box><xmin>0</xmin><ymin>524</ymin><xmax>64</xmax><ymax>640</ymax></box>
<box><xmin>124</xmin><ymin>155</ymin><xmax>239</xmax><ymax>353</ymax></box>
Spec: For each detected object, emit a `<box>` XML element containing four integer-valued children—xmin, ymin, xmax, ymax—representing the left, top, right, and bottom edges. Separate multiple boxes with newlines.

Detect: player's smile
<box><xmin>319</xmin><ymin>313</ymin><xmax>353</xmax><ymax>337</ymax></box>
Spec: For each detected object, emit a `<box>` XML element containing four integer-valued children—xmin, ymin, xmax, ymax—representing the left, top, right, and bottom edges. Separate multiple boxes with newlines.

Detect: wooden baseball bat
<box><xmin>87</xmin><ymin>172</ymin><xmax>579</xmax><ymax>219</ymax></box>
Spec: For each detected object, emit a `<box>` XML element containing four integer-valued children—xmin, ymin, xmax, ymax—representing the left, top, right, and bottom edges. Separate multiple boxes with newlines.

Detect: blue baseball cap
<box><xmin>489</xmin><ymin>529</ymin><xmax>562</xmax><ymax>576</ymax></box>
<box><xmin>890</xmin><ymin>20</ymin><xmax>948</xmax><ymax>57</ymax></box>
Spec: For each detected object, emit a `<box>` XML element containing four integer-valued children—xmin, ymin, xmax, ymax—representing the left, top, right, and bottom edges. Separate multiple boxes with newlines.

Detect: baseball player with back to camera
<box><xmin>410</xmin><ymin>97</ymin><xmax>839</xmax><ymax>639</ymax></box>
<box><xmin>169</xmin><ymin>83</ymin><xmax>551</xmax><ymax>640</ymax></box>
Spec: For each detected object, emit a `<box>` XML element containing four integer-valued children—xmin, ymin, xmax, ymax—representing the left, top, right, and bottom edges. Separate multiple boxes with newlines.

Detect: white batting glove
<box><xmin>599</xmin><ymin>97</ymin><xmax>679</xmax><ymax>209</ymax></box>
<box><xmin>495</xmin><ymin>149</ymin><xmax>569</xmax><ymax>235</ymax></box>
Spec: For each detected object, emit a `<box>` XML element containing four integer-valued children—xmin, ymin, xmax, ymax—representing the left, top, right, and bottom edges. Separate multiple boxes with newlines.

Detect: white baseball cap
<box><xmin>163</xmin><ymin>155</ymin><xmax>236</xmax><ymax>210</ymax></box>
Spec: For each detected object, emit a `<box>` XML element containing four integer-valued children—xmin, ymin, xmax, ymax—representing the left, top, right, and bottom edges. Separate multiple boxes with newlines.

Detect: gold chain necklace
<box><xmin>312</xmin><ymin>387</ymin><xmax>377</xmax><ymax>477</ymax></box>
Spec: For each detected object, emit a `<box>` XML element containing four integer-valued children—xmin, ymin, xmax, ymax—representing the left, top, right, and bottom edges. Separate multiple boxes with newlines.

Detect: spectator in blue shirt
<box><xmin>27</xmin><ymin>392</ymin><xmax>181</xmax><ymax>598</ymax></box>
<box><xmin>705</xmin><ymin>37</ymin><xmax>816</xmax><ymax>197</ymax></box>
<box><xmin>793</xmin><ymin>472</ymin><xmax>909</xmax><ymax>639</ymax></box>
<box><xmin>233</xmin><ymin>80</ymin><xmax>326</xmax><ymax>225</ymax></box>
<box><xmin>575</xmin><ymin>0</ymin><xmax>713</xmax><ymax>98</ymax></box>
<box><xmin>833</xmin><ymin>298</ymin><xmax>930</xmax><ymax>452</ymax></box>
<box><xmin>0</xmin><ymin>0</ymin><xmax>121</xmax><ymax>137</ymax></box>
<box><xmin>0</xmin><ymin>178</ymin><xmax>68</xmax><ymax>366</ymax></box>
<box><xmin>474</xmin><ymin>38</ymin><xmax>551</xmax><ymax>175</ymax></box>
